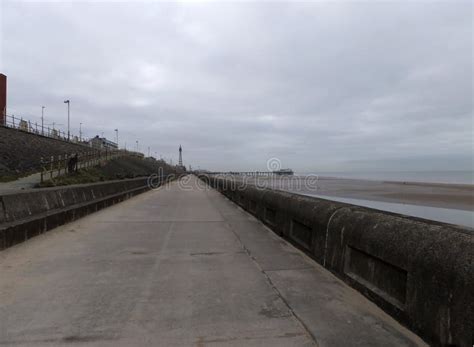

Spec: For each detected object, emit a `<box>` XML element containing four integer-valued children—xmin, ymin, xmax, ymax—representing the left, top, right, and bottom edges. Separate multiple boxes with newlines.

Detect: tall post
<box><xmin>79</xmin><ymin>122</ymin><xmax>82</xmax><ymax>141</ymax></box>
<box><xmin>41</xmin><ymin>106</ymin><xmax>45</xmax><ymax>135</ymax></box>
<box><xmin>64</xmin><ymin>100</ymin><xmax>70</xmax><ymax>140</ymax></box>
<box><xmin>0</xmin><ymin>74</ymin><xmax>6</xmax><ymax>126</ymax></box>
<box><xmin>115</xmin><ymin>129</ymin><xmax>118</xmax><ymax>148</ymax></box>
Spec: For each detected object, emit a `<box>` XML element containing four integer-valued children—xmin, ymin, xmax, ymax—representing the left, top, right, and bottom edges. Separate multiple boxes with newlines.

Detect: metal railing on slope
<box><xmin>39</xmin><ymin>149</ymin><xmax>126</xmax><ymax>183</ymax></box>
<box><xmin>2</xmin><ymin>114</ymin><xmax>91</xmax><ymax>145</ymax></box>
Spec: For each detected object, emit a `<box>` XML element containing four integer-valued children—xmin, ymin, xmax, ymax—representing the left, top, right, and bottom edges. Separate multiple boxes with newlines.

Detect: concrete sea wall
<box><xmin>0</xmin><ymin>176</ymin><xmax>169</xmax><ymax>251</ymax></box>
<box><xmin>198</xmin><ymin>174</ymin><xmax>474</xmax><ymax>347</ymax></box>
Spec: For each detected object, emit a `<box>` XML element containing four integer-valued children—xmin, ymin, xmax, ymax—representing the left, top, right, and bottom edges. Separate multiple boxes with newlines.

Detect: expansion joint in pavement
<box><xmin>222</xmin><ymin>220</ymin><xmax>320</xmax><ymax>347</ymax></box>
<box><xmin>263</xmin><ymin>267</ymin><xmax>313</xmax><ymax>272</ymax></box>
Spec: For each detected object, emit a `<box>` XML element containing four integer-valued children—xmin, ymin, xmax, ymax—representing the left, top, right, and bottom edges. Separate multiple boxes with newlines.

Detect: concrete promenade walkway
<box><xmin>0</xmin><ymin>176</ymin><xmax>425</xmax><ymax>346</ymax></box>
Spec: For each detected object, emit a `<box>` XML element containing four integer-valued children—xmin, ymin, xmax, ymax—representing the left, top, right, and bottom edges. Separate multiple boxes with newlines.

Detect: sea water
<box><xmin>303</xmin><ymin>193</ymin><xmax>473</xmax><ymax>229</ymax></box>
<box><xmin>303</xmin><ymin>170</ymin><xmax>474</xmax><ymax>185</ymax></box>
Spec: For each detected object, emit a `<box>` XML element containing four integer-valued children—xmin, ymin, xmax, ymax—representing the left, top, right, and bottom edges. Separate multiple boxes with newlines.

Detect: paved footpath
<box><xmin>0</xmin><ymin>161</ymin><xmax>100</xmax><ymax>194</ymax></box>
<box><xmin>0</xmin><ymin>176</ymin><xmax>426</xmax><ymax>346</ymax></box>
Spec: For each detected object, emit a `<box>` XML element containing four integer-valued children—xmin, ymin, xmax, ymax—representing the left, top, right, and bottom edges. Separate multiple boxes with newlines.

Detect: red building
<box><xmin>0</xmin><ymin>74</ymin><xmax>6</xmax><ymax>125</ymax></box>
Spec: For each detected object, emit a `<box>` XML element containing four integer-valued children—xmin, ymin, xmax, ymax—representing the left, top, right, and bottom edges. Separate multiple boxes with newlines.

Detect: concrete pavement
<box><xmin>0</xmin><ymin>176</ymin><xmax>426</xmax><ymax>346</ymax></box>
<box><xmin>0</xmin><ymin>171</ymin><xmax>44</xmax><ymax>193</ymax></box>
<box><xmin>0</xmin><ymin>168</ymin><xmax>75</xmax><ymax>194</ymax></box>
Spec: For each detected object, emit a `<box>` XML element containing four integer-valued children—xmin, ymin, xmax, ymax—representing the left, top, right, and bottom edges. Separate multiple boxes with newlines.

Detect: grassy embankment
<box><xmin>38</xmin><ymin>156</ymin><xmax>176</xmax><ymax>187</ymax></box>
<box><xmin>0</xmin><ymin>126</ymin><xmax>91</xmax><ymax>182</ymax></box>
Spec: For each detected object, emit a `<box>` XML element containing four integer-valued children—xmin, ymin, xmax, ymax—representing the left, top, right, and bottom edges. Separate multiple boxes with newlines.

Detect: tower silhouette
<box><xmin>179</xmin><ymin>145</ymin><xmax>183</xmax><ymax>167</ymax></box>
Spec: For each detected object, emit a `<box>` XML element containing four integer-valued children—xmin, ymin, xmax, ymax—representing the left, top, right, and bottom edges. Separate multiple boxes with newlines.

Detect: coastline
<box><xmin>239</xmin><ymin>175</ymin><xmax>474</xmax><ymax>212</ymax></box>
<box><xmin>314</xmin><ymin>175</ymin><xmax>474</xmax><ymax>189</ymax></box>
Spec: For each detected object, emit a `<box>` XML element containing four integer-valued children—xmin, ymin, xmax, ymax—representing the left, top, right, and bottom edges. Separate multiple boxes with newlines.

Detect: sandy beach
<box><xmin>234</xmin><ymin>176</ymin><xmax>474</xmax><ymax>212</ymax></box>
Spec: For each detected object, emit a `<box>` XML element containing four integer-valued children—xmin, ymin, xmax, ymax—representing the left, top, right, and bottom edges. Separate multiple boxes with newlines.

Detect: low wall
<box><xmin>0</xmin><ymin>176</ymin><xmax>171</xmax><ymax>250</ymax></box>
<box><xmin>198</xmin><ymin>174</ymin><xmax>474</xmax><ymax>347</ymax></box>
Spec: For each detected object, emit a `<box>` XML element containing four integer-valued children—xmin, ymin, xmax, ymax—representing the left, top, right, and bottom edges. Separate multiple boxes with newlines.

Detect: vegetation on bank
<box><xmin>37</xmin><ymin>156</ymin><xmax>179</xmax><ymax>187</ymax></box>
<box><xmin>37</xmin><ymin>167</ymin><xmax>108</xmax><ymax>187</ymax></box>
<box><xmin>0</xmin><ymin>126</ymin><xmax>90</xmax><ymax>178</ymax></box>
<box><xmin>0</xmin><ymin>174</ymin><xmax>21</xmax><ymax>183</ymax></box>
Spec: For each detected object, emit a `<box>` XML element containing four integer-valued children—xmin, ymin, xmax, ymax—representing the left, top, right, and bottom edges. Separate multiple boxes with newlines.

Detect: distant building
<box><xmin>19</xmin><ymin>120</ymin><xmax>28</xmax><ymax>132</ymax></box>
<box><xmin>90</xmin><ymin>135</ymin><xmax>118</xmax><ymax>150</ymax></box>
<box><xmin>132</xmin><ymin>152</ymin><xmax>145</xmax><ymax>158</ymax></box>
<box><xmin>273</xmin><ymin>168</ymin><xmax>294</xmax><ymax>176</ymax></box>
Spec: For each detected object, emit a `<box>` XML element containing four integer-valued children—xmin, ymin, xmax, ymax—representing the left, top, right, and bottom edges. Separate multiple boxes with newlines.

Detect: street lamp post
<box><xmin>63</xmin><ymin>100</ymin><xmax>70</xmax><ymax>140</ymax></box>
<box><xmin>41</xmin><ymin>106</ymin><xmax>45</xmax><ymax>135</ymax></box>
<box><xmin>115</xmin><ymin>129</ymin><xmax>118</xmax><ymax>148</ymax></box>
<box><xmin>79</xmin><ymin>123</ymin><xmax>82</xmax><ymax>142</ymax></box>
<box><xmin>136</xmin><ymin>140</ymin><xmax>139</xmax><ymax>152</ymax></box>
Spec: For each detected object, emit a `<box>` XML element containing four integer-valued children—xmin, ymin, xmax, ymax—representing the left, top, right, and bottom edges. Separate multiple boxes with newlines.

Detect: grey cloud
<box><xmin>1</xmin><ymin>1</ymin><xmax>472</xmax><ymax>172</ymax></box>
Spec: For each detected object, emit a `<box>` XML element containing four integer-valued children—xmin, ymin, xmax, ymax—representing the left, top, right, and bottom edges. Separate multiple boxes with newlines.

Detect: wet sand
<box><xmin>235</xmin><ymin>176</ymin><xmax>474</xmax><ymax>211</ymax></box>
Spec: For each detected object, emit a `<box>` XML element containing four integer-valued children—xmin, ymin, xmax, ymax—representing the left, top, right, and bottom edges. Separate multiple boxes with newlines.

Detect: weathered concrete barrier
<box><xmin>198</xmin><ymin>174</ymin><xmax>474</xmax><ymax>347</ymax></box>
<box><xmin>0</xmin><ymin>176</ymin><xmax>172</xmax><ymax>251</ymax></box>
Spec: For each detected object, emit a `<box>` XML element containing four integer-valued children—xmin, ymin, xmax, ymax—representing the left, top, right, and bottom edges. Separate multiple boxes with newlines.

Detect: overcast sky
<box><xmin>1</xmin><ymin>0</ymin><xmax>472</xmax><ymax>172</ymax></box>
